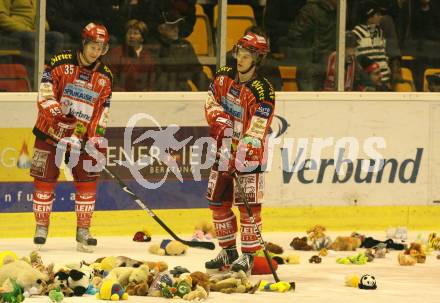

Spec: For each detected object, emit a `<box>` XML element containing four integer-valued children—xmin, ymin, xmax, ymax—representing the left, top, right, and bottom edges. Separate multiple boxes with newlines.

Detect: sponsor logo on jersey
<box><xmin>50</xmin><ymin>53</ymin><xmax>72</xmax><ymax>66</ymax></box>
<box><xmin>229</xmin><ymin>85</ymin><xmax>240</xmax><ymax>98</ymax></box>
<box><xmin>255</xmin><ymin>103</ymin><xmax>272</xmax><ymax>118</ymax></box>
<box><xmin>98</xmin><ymin>78</ymin><xmax>106</xmax><ymax>86</ymax></box>
<box><xmin>42</xmin><ymin>70</ymin><xmax>52</xmax><ymax>82</ymax></box>
<box><xmin>226</xmin><ymin>93</ymin><xmax>240</xmax><ymax>105</ymax></box>
<box><xmin>221</xmin><ymin>96</ymin><xmax>243</xmax><ymax>120</ymax></box>
<box><xmin>79</xmin><ymin>70</ymin><xmax>91</xmax><ymax>82</ymax></box>
<box><xmin>69</xmin><ymin>108</ymin><xmax>92</xmax><ymax>122</ymax></box>
<box><xmin>247</xmin><ymin>116</ymin><xmax>268</xmax><ymax>139</ymax></box>
<box><xmin>62</xmin><ymin>83</ymin><xmax>99</xmax><ymax>104</ymax></box>
<box><xmin>251</xmin><ymin>80</ymin><xmax>266</xmax><ymax>101</ymax></box>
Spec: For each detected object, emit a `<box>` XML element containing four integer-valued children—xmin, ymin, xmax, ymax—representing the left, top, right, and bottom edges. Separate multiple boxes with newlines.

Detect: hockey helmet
<box><xmin>82</xmin><ymin>23</ymin><xmax>109</xmax><ymax>55</ymax></box>
<box><xmin>234</xmin><ymin>32</ymin><xmax>269</xmax><ymax>64</ymax></box>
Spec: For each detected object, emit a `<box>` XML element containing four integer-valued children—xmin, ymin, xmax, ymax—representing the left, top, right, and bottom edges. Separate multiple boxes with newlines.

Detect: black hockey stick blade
<box><xmin>103</xmin><ymin>166</ymin><xmax>215</xmax><ymax>250</ymax></box>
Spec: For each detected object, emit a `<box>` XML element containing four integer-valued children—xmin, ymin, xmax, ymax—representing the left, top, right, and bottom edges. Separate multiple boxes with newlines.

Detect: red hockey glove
<box><xmin>40</xmin><ymin>98</ymin><xmax>63</xmax><ymax>123</ymax></box>
<box><xmin>209</xmin><ymin>113</ymin><xmax>233</xmax><ymax>146</ymax></box>
<box><xmin>48</xmin><ymin>114</ymin><xmax>77</xmax><ymax>142</ymax></box>
<box><xmin>231</xmin><ymin>136</ymin><xmax>263</xmax><ymax>173</ymax></box>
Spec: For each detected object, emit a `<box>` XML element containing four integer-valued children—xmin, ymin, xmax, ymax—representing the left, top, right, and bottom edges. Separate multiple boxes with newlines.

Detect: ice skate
<box><xmin>205</xmin><ymin>248</ymin><xmax>239</xmax><ymax>273</ymax></box>
<box><xmin>231</xmin><ymin>253</ymin><xmax>254</xmax><ymax>276</ymax></box>
<box><xmin>33</xmin><ymin>225</ymin><xmax>48</xmax><ymax>249</ymax></box>
<box><xmin>76</xmin><ymin>227</ymin><xmax>97</xmax><ymax>253</ymax></box>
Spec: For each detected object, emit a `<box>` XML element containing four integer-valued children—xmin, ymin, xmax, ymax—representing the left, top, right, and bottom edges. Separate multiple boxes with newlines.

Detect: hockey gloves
<box><xmin>231</xmin><ymin>136</ymin><xmax>263</xmax><ymax>174</ymax></box>
<box><xmin>49</xmin><ymin>114</ymin><xmax>78</xmax><ymax>142</ymax></box>
<box><xmin>210</xmin><ymin>113</ymin><xmax>233</xmax><ymax>146</ymax></box>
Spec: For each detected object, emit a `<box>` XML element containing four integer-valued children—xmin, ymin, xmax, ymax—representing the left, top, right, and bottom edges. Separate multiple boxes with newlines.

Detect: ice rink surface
<box><xmin>1</xmin><ymin>232</ymin><xmax>439</xmax><ymax>303</ymax></box>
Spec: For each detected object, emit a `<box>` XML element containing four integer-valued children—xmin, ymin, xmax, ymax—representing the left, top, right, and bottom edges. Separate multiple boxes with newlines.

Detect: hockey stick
<box><xmin>232</xmin><ymin>171</ymin><xmax>281</xmax><ymax>282</ymax></box>
<box><xmin>103</xmin><ymin>166</ymin><xmax>215</xmax><ymax>250</ymax></box>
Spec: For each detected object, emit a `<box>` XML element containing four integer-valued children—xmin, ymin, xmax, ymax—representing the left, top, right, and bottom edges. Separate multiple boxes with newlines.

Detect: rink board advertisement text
<box><xmin>0</xmin><ymin>93</ymin><xmax>440</xmax><ymax>212</ymax></box>
<box><xmin>0</xmin><ymin>127</ymin><xmax>210</xmax><ymax>212</ymax></box>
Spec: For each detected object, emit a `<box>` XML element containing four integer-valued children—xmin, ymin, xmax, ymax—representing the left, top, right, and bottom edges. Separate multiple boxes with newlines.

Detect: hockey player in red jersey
<box><xmin>204</xmin><ymin>32</ymin><xmax>275</xmax><ymax>274</ymax></box>
<box><xmin>30</xmin><ymin>23</ymin><xmax>112</xmax><ymax>252</ymax></box>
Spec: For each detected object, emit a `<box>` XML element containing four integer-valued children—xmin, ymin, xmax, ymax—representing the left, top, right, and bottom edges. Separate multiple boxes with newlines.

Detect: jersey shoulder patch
<box><xmin>97</xmin><ymin>63</ymin><xmax>113</xmax><ymax>84</ymax></box>
<box><xmin>49</xmin><ymin>50</ymin><xmax>75</xmax><ymax>68</ymax></box>
<box><xmin>247</xmin><ymin>76</ymin><xmax>275</xmax><ymax>103</ymax></box>
<box><xmin>214</xmin><ymin>65</ymin><xmax>235</xmax><ymax>78</ymax></box>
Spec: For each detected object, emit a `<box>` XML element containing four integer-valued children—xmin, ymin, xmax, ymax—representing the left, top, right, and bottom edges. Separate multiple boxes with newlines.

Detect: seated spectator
<box><xmin>283</xmin><ymin>0</ymin><xmax>337</xmax><ymax>91</ymax></box>
<box><xmin>358</xmin><ymin>55</ymin><xmax>389</xmax><ymax>91</ymax></box>
<box><xmin>323</xmin><ymin>32</ymin><xmax>360</xmax><ymax>91</ymax></box>
<box><xmin>107</xmin><ymin>0</ymin><xmax>153</xmax><ymax>42</ymax></box>
<box><xmin>106</xmin><ymin>19</ymin><xmax>156</xmax><ymax>92</ymax></box>
<box><xmin>0</xmin><ymin>0</ymin><xmax>64</xmax><ymax>86</ymax></box>
<box><xmin>263</xmin><ymin>0</ymin><xmax>306</xmax><ymax>54</ymax></box>
<box><xmin>352</xmin><ymin>1</ymin><xmax>392</xmax><ymax>89</ymax></box>
<box><xmin>427</xmin><ymin>73</ymin><xmax>440</xmax><ymax>92</ymax></box>
<box><xmin>151</xmin><ymin>10</ymin><xmax>209</xmax><ymax>91</ymax></box>
<box><xmin>147</xmin><ymin>0</ymin><xmax>196</xmax><ymax>38</ymax></box>
<box><xmin>226</xmin><ymin>26</ymin><xmax>282</xmax><ymax>90</ymax></box>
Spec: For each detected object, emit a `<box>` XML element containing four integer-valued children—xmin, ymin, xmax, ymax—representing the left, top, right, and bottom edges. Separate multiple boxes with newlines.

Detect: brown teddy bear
<box><xmin>125</xmin><ymin>281</ymin><xmax>149</xmax><ymax>296</ymax></box>
<box><xmin>190</xmin><ymin>271</ymin><xmax>210</xmax><ymax>293</ymax></box>
<box><xmin>149</xmin><ymin>240</ymin><xmax>188</xmax><ymax>256</ymax></box>
<box><xmin>290</xmin><ymin>237</ymin><xmax>312</xmax><ymax>251</ymax></box>
<box><xmin>328</xmin><ymin>236</ymin><xmax>361</xmax><ymax>251</ymax></box>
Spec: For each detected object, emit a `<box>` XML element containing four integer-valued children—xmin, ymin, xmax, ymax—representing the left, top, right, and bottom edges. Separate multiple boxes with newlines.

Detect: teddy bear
<box><xmin>190</xmin><ymin>271</ymin><xmax>210</xmax><ymax>294</ymax></box>
<box><xmin>148</xmin><ymin>239</ymin><xmax>188</xmax><ymax>256</ymax></box>
<box><xmin>125</xmin><ymin>281</ymin><xmax>149</xmax><ymax>296</ymax></box>
<box><xmin>104</xmin><ymin>264</ymin><xmax>151</xmax><ymax>287</ymax></box>
<box><xmin>290</xmin><ymin>237</ymin><xmax>312</xmax><ymax>251</ymax></box>
<box><xmin>183</xmin><ymin>285</ymin><xmax>208</xmax><ymax>301</ymax></box>
<box><xmin>397</xmin><ymin>242</ymin><xmax>426</xmax><ymax>265</ymax></box>
<box><xmin>328</xmin><ymin>236</ymin><xmax>362</xmax><ymax>251</ymax></box>
<box><xmin>194</xmin><ymin>220</ymin><xmax>216</xmax><ymax>240</ymax></box>
<box><xmin>209</xmin><ymin>271</ymin><xmax>258</xmax><ymax>294</ymax></box>
<box><xmin>40</xmin><ymin>269</ymin><xmax>74</xmax><ymax>297</ymax></box>
<box><xmin>0</xmin><ymin>259</ymin><xmax>48</xmax><ymax>295</ymax></box>
<box><xmin>307</xmin><ymin>225</ymin><xmax>332</xmax><ymax>250</ymax></box>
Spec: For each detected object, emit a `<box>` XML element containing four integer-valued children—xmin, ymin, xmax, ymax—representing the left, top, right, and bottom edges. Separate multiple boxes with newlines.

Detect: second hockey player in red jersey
<box><xmin>31</xmin><ymin>23</ymin><xmax>112</xmax><ymax>252</ymax></box>
<box><xmin>204</xmin><ymin>32</ymin><xmax>275</xmax><ymax>274</ymax></box>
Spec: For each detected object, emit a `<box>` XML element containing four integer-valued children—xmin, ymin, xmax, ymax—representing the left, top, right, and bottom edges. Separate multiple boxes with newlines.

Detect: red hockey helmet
<box><xmin>81</xmin><ymin>23</ymin><xmax>109</xmax><ymax>54</ymax></box>
<box><xmin>234</xmin><ymin>33</ymin><xmax>269</xmax><ymax>64</ymax></box>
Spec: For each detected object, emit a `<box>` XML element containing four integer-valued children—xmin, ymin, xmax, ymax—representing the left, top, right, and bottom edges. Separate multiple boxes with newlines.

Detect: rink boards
<box><xmin>0</xmin><ymin>92</ymin><xmax>440</xmax><ymax>234</ymax></box>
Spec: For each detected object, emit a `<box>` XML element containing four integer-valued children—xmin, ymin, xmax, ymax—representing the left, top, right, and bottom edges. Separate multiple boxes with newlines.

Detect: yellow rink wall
<box><xmin>1</xmin><ymin>205</ymin><xmax>439</xmax><ymax>238</ymax></box>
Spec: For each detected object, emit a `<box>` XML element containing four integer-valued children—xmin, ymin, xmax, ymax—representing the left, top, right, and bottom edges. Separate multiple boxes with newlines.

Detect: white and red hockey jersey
<box><xmin>33</xmin><ymin>50</ymin><xmax>113</xmax><ymax>144</ymax></box>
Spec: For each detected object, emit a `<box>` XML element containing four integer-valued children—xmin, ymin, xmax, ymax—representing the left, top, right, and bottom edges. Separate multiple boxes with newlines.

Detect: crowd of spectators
<box><xmin>0</xmin><ymin>0</ymin><xmax>439</xmax><ymax>92</ymax></box>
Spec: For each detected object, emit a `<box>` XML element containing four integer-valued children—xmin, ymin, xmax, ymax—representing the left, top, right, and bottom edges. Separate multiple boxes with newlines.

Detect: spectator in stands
<box><xmin>283</xmin><ymin>0</ymin><xmax>337</xmax><ymax>91</ymax></box>
<box><xmin>323</xmin><ymin>32</ymin><xmax>360</xmax><ymax>91</ymax></box>
<box><xmin>352</xmin><ymin>1</ymin><xmax>392</xmax><ymax>89</ymax></box>
<box><xmin>263</xmin><ymin>0</ymin><xmax>306</xmax><ymax>54</ymax></box>
<box><xmin>0</xmin><ymin>0</ymin><xmax>64</xmax><ymax>85</ymax></box>
<box><xmin>106</xmin><ymin>19</ymin><xmax>156</xmax><ymax>91</ymax></box>
<box><xmin>147</xmin><ymin>0</ymin><xmax>196</xmax><ymax>38</ymax></box>
<box><xmin>46</xmin><ymin>0</ymin><xmax>117</xmax><ymax>47</ymax></box>
<box><xmin>226</xmin><ymin>26</ymin><xmax>282</xmax><ymax>90</ymax></box>
<box><xmin>358</xmin><ymin>55</ymin><xmax>389</xmax><ymax>91</ymax></box>
<box><xmin>151</xmin><ymin>10</ymin><xmax>209</xmax><ymax>91</ymax></box>
<box><xmin>348</xmin><ymin>1</ymin><xmax>403</xmax><ymax>86</ymax></box>
<box><xmin>411</xmin><ymin>0</ymin><xmax>440</xmax><ymax>90</ymax></box>
<box><xmin>106</xmin><ymin>0</ymin><xmax>153</xmax><ymax>42</ymax></box>
<box><xmin>427</xmin><ymin>73</ymin><xmax>440</xmax><ymax>92</ymax></box>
